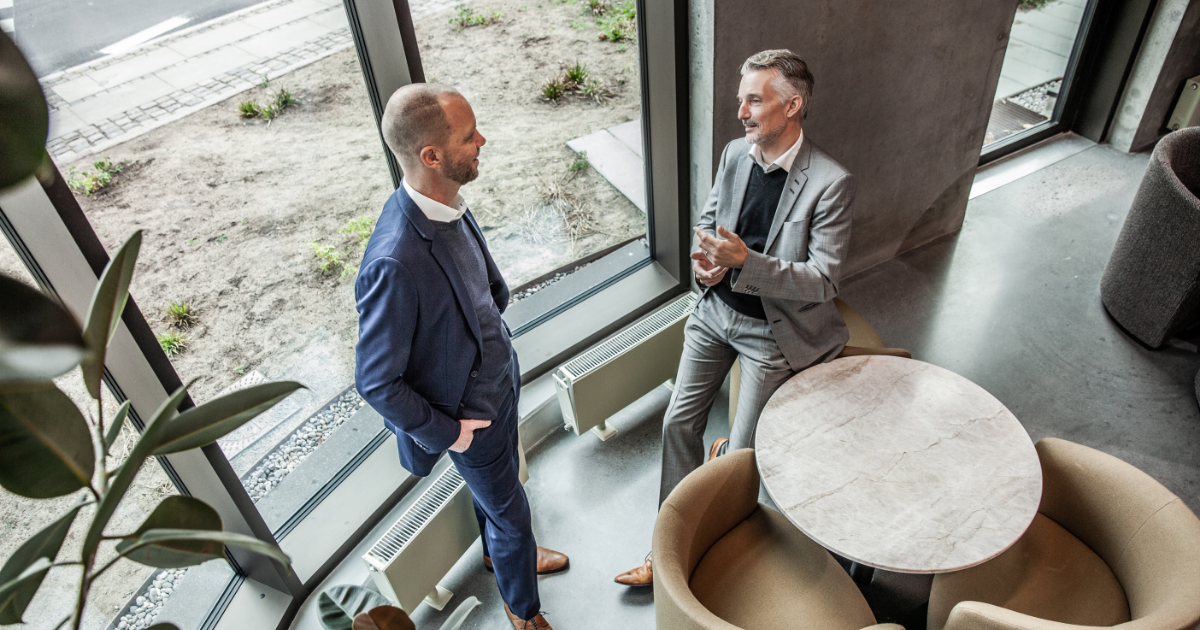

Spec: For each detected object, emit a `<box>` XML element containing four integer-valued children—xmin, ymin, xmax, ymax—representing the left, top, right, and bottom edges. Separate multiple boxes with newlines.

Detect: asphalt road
<box><xmin>14</xmin><ymin>0</ymin><xmax>267</xmax><ymax>77</ymax></box>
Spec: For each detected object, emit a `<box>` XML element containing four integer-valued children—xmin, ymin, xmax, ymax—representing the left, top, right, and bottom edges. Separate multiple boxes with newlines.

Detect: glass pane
<box><xmin>410</xmin><ymin>0</ymin><xmax>650</xmax><ymax>308</ymax></box>
<box><xmin>983</xmin><ymin>0</ymin><xmax>1088</xmax><ymax>147</ymax></box>
<box><xmin>18</xmin><ymin>0</ymin><xmax>391</xmax><ymax>540</ymax></box>
<box><xmin>0</xmin><ymin>233</ymin><xmax>193</xmax><ymax>629</ymax></box>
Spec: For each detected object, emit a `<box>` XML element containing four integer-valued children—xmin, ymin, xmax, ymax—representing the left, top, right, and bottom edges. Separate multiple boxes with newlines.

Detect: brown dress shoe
<box><xmin>485</xmin><ymin>546</ymin><xmax>570</xmax><ymax>575</ymax></box>
<box><xmin>708</xmin><ymin>438</ymin><xmax>729</xmax><ymax>462</ymax></box>
<box><xmin>614</xmin><ymin>555</ymin><xmax>652</xmax><ymax>586</ymax></box>
<box><xmin>504</xmin><ymin>603</ymin><xmax>553</xmax><ymax>629</ymax></box>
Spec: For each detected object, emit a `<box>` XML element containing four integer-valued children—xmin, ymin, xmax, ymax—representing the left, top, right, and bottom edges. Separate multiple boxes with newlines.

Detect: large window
<box><xmin>982</xmin><ymin>0</ymin><xmax>1094</xmax><ymax>159</ymax></box>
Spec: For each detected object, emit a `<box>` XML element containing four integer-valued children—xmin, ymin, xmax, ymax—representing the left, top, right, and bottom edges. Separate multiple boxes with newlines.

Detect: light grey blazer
<box><xmin>696</xmin><ymin>136</ymin><xmax>856</xmax><ymax>371</ymax></box>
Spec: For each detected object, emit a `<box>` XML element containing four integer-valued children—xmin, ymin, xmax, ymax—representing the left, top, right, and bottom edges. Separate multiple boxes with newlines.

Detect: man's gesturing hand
<box><xmin>449</xmin><ymin>419</ymin><xmax>491</xmax><ymax>453</ymax></box>
<box><xmin>694</xmin><ymin>226</ymin><xmax>749</xmax><ymax>269</ymax></box>
<box><xmin>691</xmin><ymin>252</ymin><xmax>728</xmax><ymax>287</ymax></box>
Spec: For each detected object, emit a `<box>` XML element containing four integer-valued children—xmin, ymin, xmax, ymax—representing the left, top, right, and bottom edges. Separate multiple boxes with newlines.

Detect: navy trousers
<box><xmin>447</xmin><ymin>396</ymin><xmax>539</xmax><ymax>620</ymax></box>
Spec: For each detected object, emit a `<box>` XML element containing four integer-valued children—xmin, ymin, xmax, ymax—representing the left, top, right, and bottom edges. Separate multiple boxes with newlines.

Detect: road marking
<box><xmin>100</xmin><ymin>15</ymin><xmax>190</xmax><ymax>56</ymax></box>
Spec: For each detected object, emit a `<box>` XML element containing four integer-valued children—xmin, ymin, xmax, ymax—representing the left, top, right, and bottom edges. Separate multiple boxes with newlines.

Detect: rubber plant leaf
<box><xmin>352</xmin><ymin>606</ymin><xmax>416</xmax><ymax>630</ymax></box>
<box><xmin>0</xmin><ymin>382</ymin><xmax>95</xmax><ymax>498</ymax></box>
<box><xmin>83</xmin><ymin>380</ymin><xmax>191</xmax><ymax>558</ymax></box>
<box><xmin>152</xmin><ymin>381</ymin><xmax>304</xmax><ymax>455</ymax></box>
<box><xmin>0</xmin><ymin>32</ymin><xmax>49</xmax><ymax>190</ymax></box>
<box><xmin>0</xmin><ymin>558</ymin><xmax>51</xmax><ymax>625</ymax></box>
<box><xmin>0</xmin><ymin>504</ymin><xmax>82</xmax><ymax>623</ymax></box>
<box><xmin>81</xmin><ymin>230</ymin><xmax>142</xmax><ymax>400</ymax></box>
<box><xmin>105</xmin><ymin>400</ymin><xmax>131</xmax><ymax>450</ymax></box>
<box><xmin>115</xmin><ymin>496</ymin><xmax>222</xmax><ymax>568</ymax></box>
<box><xmin>0</xmin><ymin>275</ymin><xmax>85</xmax><ymax>384</ymax></box>
<box><xmin>318</xmin><ymin>585</ymin><xmax>392</xmax><ymax>630</ymax></box>
<box><xmin>116</xmin><ymin>529</ymin><xmax>291</xmax><ymax>570</ymax></box>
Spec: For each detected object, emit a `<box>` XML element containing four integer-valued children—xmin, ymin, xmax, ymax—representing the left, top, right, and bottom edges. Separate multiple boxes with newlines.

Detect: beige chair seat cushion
<box><xmin>929</xmin><ymin>513</ymin><xmax>1130</xmax><ymax>630</ymax></box>
<box><xmin>689</xmin><ymin>506</ymin><xmax>877</xmax><ymax>630</ymax></box>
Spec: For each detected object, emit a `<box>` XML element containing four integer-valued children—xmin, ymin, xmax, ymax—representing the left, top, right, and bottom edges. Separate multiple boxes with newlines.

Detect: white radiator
<box><xmin>364</xmin><ymin>438</ymin><xmax>528</xmax><ymax>613</ymax></box>
<box><xmin>553</xmin><ymin>292</ymin><xmax>697</xmax><ymax>440</ymax></box>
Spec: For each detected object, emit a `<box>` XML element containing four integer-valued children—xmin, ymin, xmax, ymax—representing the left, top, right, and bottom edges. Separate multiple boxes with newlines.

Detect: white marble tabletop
<box><xmin>756</xmin><ymin>355</ymin><xmax>1042</xmax><ymax>574</ymax></box>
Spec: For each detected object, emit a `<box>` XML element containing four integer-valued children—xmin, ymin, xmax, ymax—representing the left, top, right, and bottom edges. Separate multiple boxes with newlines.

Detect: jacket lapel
<box><xmin>724</xmin><ymin>152</ymin><xmax>755</xmax><ymax>231</ymax></box>
<box><xmin>398</xmin><ymin>188</ymin><xmax>483</xmax><ymax>352</ymax></box>
<box><xmin>765</xmin><ymin>139</ymin><xmax>811</xmax><ymax>252</ymax></box>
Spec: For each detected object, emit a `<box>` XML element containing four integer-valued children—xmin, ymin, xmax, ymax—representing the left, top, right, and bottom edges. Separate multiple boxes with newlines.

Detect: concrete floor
<box><xmin>402</xmin><ymin>141</ymin><xmax>1200</xmax><ymax>629</ymax></box>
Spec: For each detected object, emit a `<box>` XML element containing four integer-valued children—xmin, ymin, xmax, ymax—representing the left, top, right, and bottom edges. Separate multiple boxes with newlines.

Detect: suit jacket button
<box><xmin>470</xmin><ymin>370</ymin><xmax>479</xmax><ymax>378</ymax></box>
<box><xmin>459</xmin><ymin>402</ymin><xmax>465</xmax><ymax>409</ymax></box>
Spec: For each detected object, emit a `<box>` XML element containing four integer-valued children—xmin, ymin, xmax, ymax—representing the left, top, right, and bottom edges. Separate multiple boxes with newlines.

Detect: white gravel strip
<box><xmin>510</xmin><ymin>262</ymin><xmax>592</xmax><ymax>305</ymax></box>
<box><xmin>115</xmin><ymin>569</ymin><xmax>186</xmax><ymax>630</ymax></box>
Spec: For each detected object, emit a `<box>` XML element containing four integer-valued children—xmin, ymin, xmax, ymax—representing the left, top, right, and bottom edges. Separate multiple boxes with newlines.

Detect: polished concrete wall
<box><xmin>695</xmin><ymin>0</ymin><xmax>1018</xmax><ymax>276</ymax></box>
<box><xmin>1110</xmin><ymin>0</ymin><xmax>1200</xmax><ymax>153</ymax></box>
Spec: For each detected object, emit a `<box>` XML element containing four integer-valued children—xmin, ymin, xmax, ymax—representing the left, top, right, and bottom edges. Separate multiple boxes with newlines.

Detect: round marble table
<box><xmin>755</xmin><ymin>355</ymin><xmax>1042</xmax><ymax>574</ymax></box>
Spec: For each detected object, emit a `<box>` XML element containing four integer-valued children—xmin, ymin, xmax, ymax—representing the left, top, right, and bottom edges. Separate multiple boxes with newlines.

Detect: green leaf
<box><xmin>0</xmin><ymin>505</ymin><xmax>82</xmax><ymax>623</ymax></box>
<box><xmin>115</xmin><ymin>496</ymin><xmax>222</xmax><ymax>568</ymax></box>
<box><xmin>353</xmin><ymin>606</ymin><xmax>415</xmax><ymax>630</ymax></box>
<box><xmin>318</xmin><ymin>585</ymin><xmax>392</xmax><ymax>630</ymax></box>
<box><xmin>0</xmin><ymin>382</ymin><xmax>95</xmax><ymax>498</ymax></box>
<box><xmin>0</xmin><ymin>558</ymin><xmax>51</xmax><ymax>625</ymax></box>
<box><xmin>81</xmin><ymin>230</ymin><xmax>142</xmax><ymax>400</ymax></box>
<box><xmin>0</xmin><ymin>32</ymin><xmax>49</xmax><ymax>190</ymax></box>
<box><xmin>116</xmin><ymin>529</ymin><xmax>291</xmax><ymax>570</ymax></box>
<box><xmin>439</xmin><ymin>596</ymin><xmax>480</xmax><ymax>630</ymax></box>
<box><xmin>105</xmin><ymin>400</ymin><xmax>131</xmax><ymax>450</ymax></box>
<box><xmin>83</xmin><ymin>379</ymin><xmax>191</xmax><ymax>558</ymax></box>
<box><xmin>152</xmin><ymin>381</ymin><xmax>304</xmax><ymax>455</ymax></box>
<box><xmin>0</xmin><ymin>275</ymin><xmax>85</xmax><ymax>383</ymax></box>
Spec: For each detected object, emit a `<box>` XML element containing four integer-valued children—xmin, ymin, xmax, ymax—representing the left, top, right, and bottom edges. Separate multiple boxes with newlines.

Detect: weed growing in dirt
<box><xmin>309</xmin><ymin>241</ymin><xmax>358</xmax><ymax>278</ymax></box>
<box><xmin>238</xmin><ymin>87</ymin><xmax>299</xmax><ymax>121</ymax></box>
<box><xmin>584</xmin><ymin>0</ymin><xmax>608</xmax><ymax>15</ymax></box>
<box><xmin>565</xmin><ymin>60</ymin><xmax>589</xmax><ymax>84</ymax></box>
<box><xmin>597</xmin><ymin>0</ymin><xmax>635</xmax><ymax>41</ymax></box>
<box><xmin>161</xmin><ymin>298</ymin><xmax>197</xmax><ymax>329</ymax></box>
<box><xmin>542</xmin><ymin>78</ymin><xmax>567</xmax><ymax>102</ymax></box>
<box><xmin>259</xmin><ymin>73</ymin><xmax>271</xmax><ymax>88</ymax></box>
<box><xmin>66</xmin><ymin>158</ymin><xmax>125</xmax><ymax>196</ymax></box>
<box><xmin>450</xmin><ymin>5</ymin><xmax>502</xmax><ymax>29</ymax></box>
<box><xmin>158</xmin><ymin>331</ymin><xmax>188</xmax><ymax>356</ymax></box>
<box><xmin>568</xmin><ymin>151</ymin><xmax>589</xmax><ymax>174</ymax></box>
<box><xmin>339</xmin><ymin>215</ymin><xmax>376</xmax><ymax>250</ymax></box>
<box><xmin>582</xmin><ymin>78</ymin><xmax>610</xmax><ymax>103</ymax></box>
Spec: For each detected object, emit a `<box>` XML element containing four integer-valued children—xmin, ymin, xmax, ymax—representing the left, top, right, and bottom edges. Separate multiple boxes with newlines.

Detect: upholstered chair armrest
<box><xmin>944</xmin><ymin>601</ymin><xmax>1085</xmax><ymax>630</ymax></box>
<box><xmin>839</xmin><ymin>345</ymin><xmax>912</xmax><ymax>359</ymax></box>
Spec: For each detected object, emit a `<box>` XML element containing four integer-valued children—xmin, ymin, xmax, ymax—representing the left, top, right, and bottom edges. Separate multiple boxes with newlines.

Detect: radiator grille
<box><xmin>559</xmin><ymin>292</ymin><xmax>697</xmax><ymax>380</ymax></box>
<box><xmin>365</xmin><ymin>465</ymin><xmax>466</xmax><ymax>567</ymax></box>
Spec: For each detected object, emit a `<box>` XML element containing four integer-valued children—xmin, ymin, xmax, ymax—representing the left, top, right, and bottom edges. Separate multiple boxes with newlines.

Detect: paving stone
<box><xmin>51</xmin><ymin>75</ymin><xmax>105</xmax><ymax>103</ymax></box>
<box><xmin>156</xmin><ymin>47</ymin><xmax>257</xmax><ymax>89</ymax></box>
<box><xmin>241</xmin><ymin>0</ymin><xmax>329</xmax><ymax>32</ymax></box>
<box><xmin>88</xmin><ymin>47</ymin><xmax>185</xmax><ymax>89</ymax></box>
<box><xmin>166</xmin><ymin>21</ymin><xmax>259</xmax><ymax>58</ymax></box>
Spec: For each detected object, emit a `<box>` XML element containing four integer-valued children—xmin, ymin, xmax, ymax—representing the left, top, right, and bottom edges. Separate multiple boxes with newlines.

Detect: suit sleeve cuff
<box><xmin>414</xmin><ymin>409</ymin><xmax>461</xmax><ymax>453</ymax></box>
<box><xmin>730</xmin><ymin>251</ymin><xmax>768</xmax><ymax>296</ymax></box>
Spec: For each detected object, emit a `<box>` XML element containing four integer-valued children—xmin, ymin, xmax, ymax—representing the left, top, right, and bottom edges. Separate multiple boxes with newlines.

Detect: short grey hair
<box><xmin>740</xmin><ymin>49</ymin><xmax>814</xmax><ymax>119</ymax></box>
<box><xmin>381</xmin><ymin>83</ymin><xmax>461</xmax><ymax>166</ymax></box>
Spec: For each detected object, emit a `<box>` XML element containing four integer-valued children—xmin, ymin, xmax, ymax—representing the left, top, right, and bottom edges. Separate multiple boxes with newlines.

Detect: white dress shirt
<box><xmin>403</xmin><ymin>179</ymin><xmax>468</xmax><ymax>222</ymax></box>
<box><xmin>748</xmin><ymin>130</ymin><xmax>804</xmax><ymax>173</ymax></box>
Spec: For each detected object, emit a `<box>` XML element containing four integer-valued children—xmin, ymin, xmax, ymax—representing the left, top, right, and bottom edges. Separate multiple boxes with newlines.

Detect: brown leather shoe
<box><xmin>614</xmin><ymin>555</ymin><xmax>652</xmax><ymax>586</ymax></box>
<box><xmin>504</xmin><ymin>603</ymin><xmax>552</xmax><ymax>629</ymax></box>
<box><xmin>485</xmin><ymin>546</ymin><xmax>570</xmax><ymax>575</ymax></box>
<box><xmin>708</xmin><ymin>438</ymin><xmax>729</xmax><ymax>462</ymax></box>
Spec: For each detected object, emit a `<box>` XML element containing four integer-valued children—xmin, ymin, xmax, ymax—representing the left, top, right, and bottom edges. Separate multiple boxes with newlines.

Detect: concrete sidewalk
<box><xmin>42</xmin><ymin>0</ymin><xmax>456</xmax><ymax>165</ymax></box>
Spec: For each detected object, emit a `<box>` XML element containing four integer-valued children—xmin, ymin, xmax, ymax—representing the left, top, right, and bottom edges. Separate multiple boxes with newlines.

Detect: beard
<box><xmin>444</xmin><ymin>152</ymin><xmax>479</xmax><ymax>185</ymax></box>
<box><xmin>745</xmin><ymin>118</ymin><xmax>785</xmax><ymax>146</ymax></box>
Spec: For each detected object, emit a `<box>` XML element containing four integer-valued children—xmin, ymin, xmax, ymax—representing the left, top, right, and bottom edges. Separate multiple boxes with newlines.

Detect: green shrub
<box><xmin>564</xmin><ymin>60</ymin><xmax>588</xmax><ymax>86</ymax></box>
<box><xmin>542</xmin><ymin>78</ymin><xmax>567</xmax><ymax>102</ymax></box>
<box><xmin>66</xmin><ymin>158</ymin><xmax>125</xmax><ymax>196</ymax></box>
<box><xmin>161</xmin><ymin>298</ymin><xmax>197</xmax><ymax>329</ymax></box>
<box><xmin>568</xmin><ymin>151</ymin><xmax>589</xmax><ymax>174</ymax></box>
<box><xmin>238</xmin><ymin>88</ymin><xmax>297</xmax><ymax>121</ymax></box>
<box><xmin>450</xmin><ymin>5</ymin><xmax>502</xmax><ymax>29</ymax></box>
<box><xmin>157</xmin><ymin>331</ymin><xmax>188</xmax><ymax>356</ymax></box>
<box><xmin>309</xmin><ymin>241</ymin><xmax>358</xmax><ymax>278</ymax></box>
<box><xmin>597</xmin><ymin>0</ymin><xmax>635</xmax><ymax>41</ymax></box>
<box><xmin>238</xmin><ymin>101</ymin><xmax>261</xmax><ymax>118</ymax></box>
<box><xmin>339</xmin><ymin>216</ymin><xmax>376</xmax><ymax>250</ymax></box>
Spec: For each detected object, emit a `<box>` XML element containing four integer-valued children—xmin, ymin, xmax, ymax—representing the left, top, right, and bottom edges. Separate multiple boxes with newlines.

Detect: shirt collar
<box><xmin>748</xmin><ymin>130</ymin><xmax>804</xmax><ymax>173</ymax></box>
<box><xmin>402</xmin><ymin>179</ymin><xmax>468</xmax><ymax>222</ymax></box>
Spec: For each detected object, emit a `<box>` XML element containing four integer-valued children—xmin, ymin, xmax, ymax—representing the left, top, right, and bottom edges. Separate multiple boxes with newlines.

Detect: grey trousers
<box><xmin>658</xmin><ymin>293</ymin><xmax>795</xmax><ymax>506</ymax></box>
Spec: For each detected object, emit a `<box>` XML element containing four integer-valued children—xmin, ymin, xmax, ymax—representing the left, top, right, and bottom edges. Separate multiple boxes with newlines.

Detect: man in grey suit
<box><xmin>615</xmin><ymin>49</ymin><xmax>854</xmax><ymax>586</ymax></box>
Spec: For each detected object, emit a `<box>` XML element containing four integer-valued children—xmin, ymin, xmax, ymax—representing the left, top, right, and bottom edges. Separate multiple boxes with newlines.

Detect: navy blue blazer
<box><xmin>354</xmin><ymin>185</ymin><xmax>519</xmax><ymax>478</ymax></box>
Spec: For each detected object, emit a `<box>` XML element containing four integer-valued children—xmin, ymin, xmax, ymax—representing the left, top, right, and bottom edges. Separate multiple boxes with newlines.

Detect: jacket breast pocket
<box><xmin>776</xmin><ymin>221</ymin><xmax>810</xmax><ymax>262</ymax></box>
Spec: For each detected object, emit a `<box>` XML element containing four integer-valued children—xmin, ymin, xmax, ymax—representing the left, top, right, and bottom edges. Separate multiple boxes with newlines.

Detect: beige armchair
<box><xmin>928</xmin><ymin>437</ymin><xmax>1200</xmax><ymax>630</ymax></box>
<box><xmin>729</xmin><ymin>297</ymin><xmax>909</xmax><ymax>427</ymax></box>
<box><xmin>653</xmin><ymin>448</ymin><xmax>904</xmax><ymax>630</ymax></box>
